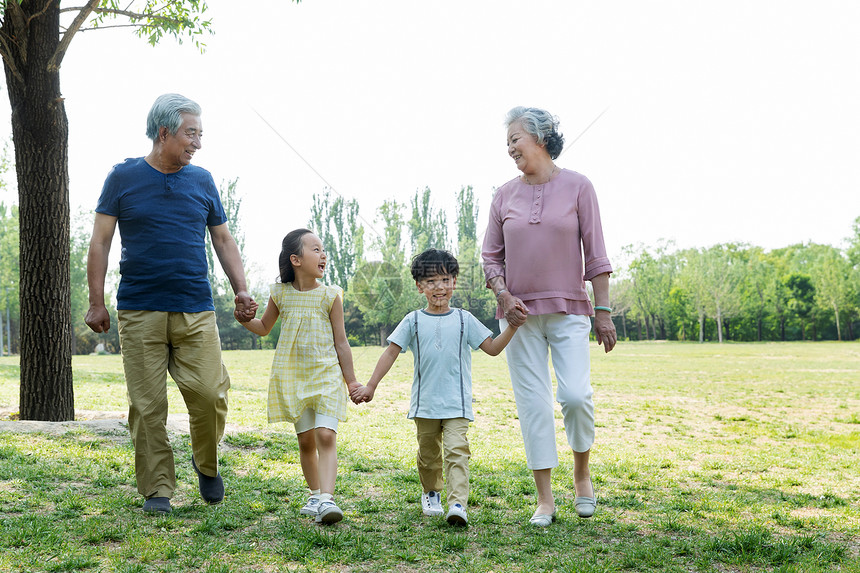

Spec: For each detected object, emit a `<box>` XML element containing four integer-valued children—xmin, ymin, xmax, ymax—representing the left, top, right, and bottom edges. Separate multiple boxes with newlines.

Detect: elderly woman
<box><xmin>482</xmin><ymin>106</ymin><xmax>617</xmax><ymax>526</ymax></box>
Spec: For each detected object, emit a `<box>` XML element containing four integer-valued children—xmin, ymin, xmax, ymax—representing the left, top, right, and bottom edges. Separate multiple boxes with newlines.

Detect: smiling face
<box><xmin>507</xmin><ymin>120</ymin><xmax>546</xmax><ymax>175</ymax></box>
<box><xmin>416</xmin><ymin>273</ymin><xmax>456</xmax><ymax>314</ymax></box>
<box><xmin>160</xmin><ymin>113</ymin><xmax>203</xmax><ymax>171</ymax></box>
<box><xmin>292</xmin><ymin>233</ymin><xmax>327</xmax><ymax>279</ymax></box>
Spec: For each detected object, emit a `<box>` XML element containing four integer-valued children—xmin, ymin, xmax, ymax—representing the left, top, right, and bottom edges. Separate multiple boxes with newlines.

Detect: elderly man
<box><xmin>86</xmin><ymin>93</ymin><xmax>256</xmax><ymax>514</ymax></box>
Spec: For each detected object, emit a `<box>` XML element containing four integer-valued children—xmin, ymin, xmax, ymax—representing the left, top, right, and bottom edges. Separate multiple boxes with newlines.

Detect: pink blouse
<box><xmin>482</xmin><ymin>169</ymin><xmax>613</xmax><ymax>318</ymax></box>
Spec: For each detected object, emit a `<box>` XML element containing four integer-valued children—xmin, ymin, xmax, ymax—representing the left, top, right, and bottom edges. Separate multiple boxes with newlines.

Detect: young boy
<box><xmin>350</xmin><ymin>248</ymin><xmax>519</xmax><ymax>526</ymax></box>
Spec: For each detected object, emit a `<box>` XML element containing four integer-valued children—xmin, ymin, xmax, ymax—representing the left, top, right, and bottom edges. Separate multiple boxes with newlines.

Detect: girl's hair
<box><xmin>411</xmin><ymin>248</ymin><xmax>459</xmax><ymax>281</ymax></box>
<box><xmin>505</xmin><ymin>106</ymin><xmax>565</xmax><ymax>160</ymax></box>
<box><xmin>146</xmin><ymin>93</ymin><xmax>202</xmax><ymax>141</ymax></box>
<box><xmin>278</xmin><ymin>228</ymin><xmax>313</xmax><ymax>283</ymax></box>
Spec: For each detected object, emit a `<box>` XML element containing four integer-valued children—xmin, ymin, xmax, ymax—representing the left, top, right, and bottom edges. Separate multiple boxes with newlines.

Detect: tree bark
<box><xmin>833</xmin><ymin>306</ymin><xmax>842</xmax><ymax>341</ymax></box>
<box><xmin>2</xmin><ymin>0</ymin><xmax>75</xmax><ymax>421</ymax></box>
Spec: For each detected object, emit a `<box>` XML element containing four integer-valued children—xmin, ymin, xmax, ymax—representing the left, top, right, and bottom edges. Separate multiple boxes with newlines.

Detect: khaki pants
<box><xmin>414</xmin><ymin>417</ymin><xmax>471</xmax><ymax>507</ymax></box>
<box><xmin>118</xmin><ymin>310</ymin><xmax>230</xmax><ymax>499</ymax></box>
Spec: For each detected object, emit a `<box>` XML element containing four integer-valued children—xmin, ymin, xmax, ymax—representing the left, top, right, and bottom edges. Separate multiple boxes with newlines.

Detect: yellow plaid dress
<box><xmin>267</xmin><ymin>282</ymin><xmax>348</xmax><ymax>424</ymax></box>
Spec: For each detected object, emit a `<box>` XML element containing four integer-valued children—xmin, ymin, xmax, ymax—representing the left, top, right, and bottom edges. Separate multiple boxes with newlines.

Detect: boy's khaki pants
<box><xmin>118</xmin><ymin>310</ymin><xmax>230</xmax><ymax>499</ymax></box>
<box><xmin>414</xmin><ymin>417</ymin><xmax>471</xmax><ymax>507</ymax></box>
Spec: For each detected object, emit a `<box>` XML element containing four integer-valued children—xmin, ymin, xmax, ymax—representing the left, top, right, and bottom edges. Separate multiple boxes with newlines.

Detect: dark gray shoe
<box><xmin>192</xmin><ymin>456</ymin><xmax>224</xmax><ymax>504</ymax></box>
<box><xmin>143</xmin><ymin>497</ymin><xmax>172</xmax><ymax>514</ymax></box>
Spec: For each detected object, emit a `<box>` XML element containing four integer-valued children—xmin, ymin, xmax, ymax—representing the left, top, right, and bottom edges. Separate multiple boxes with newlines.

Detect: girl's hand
<box><xmin>233</xmin><ymin>292</ymin><xmax>258</xmax><ymax>323</ymax></box>
<box><xmin>347</xmin><ymin>381</ymin><xmax>365</xmax><ymax>403</ymax></box>
<box><xmin>351</xmin><ymin>384</ymin><xmax>375</xmax><ymax>404</ymax></box>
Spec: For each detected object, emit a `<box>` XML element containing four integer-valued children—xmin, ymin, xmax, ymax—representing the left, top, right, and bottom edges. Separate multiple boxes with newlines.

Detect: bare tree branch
<box><xmin>0</xmin><ymin>0</ymin><xmax>30</xmax><ymax>83</ymax></box>
<box><xmin>67</xmin><ymin>23</ymin><xmax>155</xmax><ymax>33</ymax></box>
<box><xmin>90</xmin><ymin>7</ymin><xmax>192</xmax><ymax>26</ymax></box>
<box><xmin>48</xmin><ymin>0</ymin><xmax>101</xmax><ymax>72</ymax></box>
<box><xmin>0</xmin><ymin>32</ymin><xmax>24</xmax><ymax>84</ymax></box>
<box><xmin>24</xmin><ymin>1</ymin><xmax>53</xmax><ymax>28</ymax></box>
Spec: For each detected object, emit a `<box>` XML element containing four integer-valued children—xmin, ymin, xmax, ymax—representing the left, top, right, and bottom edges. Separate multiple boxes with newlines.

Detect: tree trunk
<box><xmin>833</xmin><ymin>306</ymin><xmax>842</xmax><ymax>341</ymax></box>
<box><xmin>756</xmin><ymin>313</ymin><xmax>763</xmax><ymax>342</ymax></box>
<box><xmin>2</xmin><ymin>0</ymin><xmax>74</xmax><ymax>421</ymax></box>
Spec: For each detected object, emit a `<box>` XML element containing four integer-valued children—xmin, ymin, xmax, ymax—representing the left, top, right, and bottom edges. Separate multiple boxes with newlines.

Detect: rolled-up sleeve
<box><xmin>481</xmin><ymin>192</ymin><xmax>506</xmax><ymax>284</ymax></box>
<box><xmin>578</xmin><ymin>179</ymin><xmax>613</xmax><ymax>281</ymax></box>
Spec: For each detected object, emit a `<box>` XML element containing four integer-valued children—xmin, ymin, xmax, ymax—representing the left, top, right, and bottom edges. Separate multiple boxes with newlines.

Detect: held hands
<box><xmin>349</xmin><ymin>382</ymin><xmax>375</xmax><ymax>404</ymax></box>
<box><xmin>233</xmin><ymin>291</ymin><xmax>258</xmax><ymax>323</ymax></box>
<box><xmin>593</xmin><ymin>312</ymin><xmax>617</xmax><ymax>353</ymax></box>
<box><xmin>499</xmin><ymin>292</ymin><xmax>529</xmax><ymax>327</ymax></box>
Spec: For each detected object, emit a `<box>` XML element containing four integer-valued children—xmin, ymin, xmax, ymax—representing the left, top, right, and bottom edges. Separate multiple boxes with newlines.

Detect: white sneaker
<box><xmin>300</xmin><ymin>496</ymin><xmax>320</xmax><ymax>517</ymax></box>
<box><xmin>421</xmin><ymin>491</ymin><xmax>443</xmax><ymax>516</ymax></box>
<box><xmin>315</xmin><ymin>499</ymin><xmax>344</xmax><ymax>524</ymax></box>
<box><xmin>446</xmin><ymin>503</ymin><xmax>468</xmax><ymax>526</ymax></box>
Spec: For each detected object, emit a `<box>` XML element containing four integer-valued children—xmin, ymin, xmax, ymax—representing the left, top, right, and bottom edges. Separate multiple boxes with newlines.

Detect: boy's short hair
<box><xmin>411</xmin><ymin>248</ymin><xmax>459</xmax><ymax>281</ymax></box>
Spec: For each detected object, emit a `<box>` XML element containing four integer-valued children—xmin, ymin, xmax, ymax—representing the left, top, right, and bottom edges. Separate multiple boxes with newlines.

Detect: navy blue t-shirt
<box><xmin>95</xmin><ymin>157</ymin><xmax>228</xmax><ymax>312</ymax></box>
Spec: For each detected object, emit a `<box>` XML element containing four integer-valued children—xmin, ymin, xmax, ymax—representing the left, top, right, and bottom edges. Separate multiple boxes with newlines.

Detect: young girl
<box><xmin>240</xmin><ymin>228</ymin><xmax>360</xmax><ymax>524</ymax></box>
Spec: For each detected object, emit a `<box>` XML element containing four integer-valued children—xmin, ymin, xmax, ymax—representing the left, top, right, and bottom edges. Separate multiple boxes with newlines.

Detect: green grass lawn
<box><xmin>0</xmin><ymin>341</ymin><xmax>858</xmax><ymax>572</ymax></box>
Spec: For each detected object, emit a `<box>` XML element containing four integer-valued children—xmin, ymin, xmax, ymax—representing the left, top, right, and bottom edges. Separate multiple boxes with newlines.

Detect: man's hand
<box><xmin>233</xmin><ymin>291</ymin><xmax>257</xmax><ymax>323</ymax></box>
<box><xmin>85</xmin><ymin>303</ymin><xmax>111</xmax><ymax>333</ymax></box>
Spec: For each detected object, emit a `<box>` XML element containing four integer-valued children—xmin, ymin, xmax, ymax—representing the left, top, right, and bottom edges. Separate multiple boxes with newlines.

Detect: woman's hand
<box><xmin>499</xmin><ymin>292</ymin><xmax>529</xmax><ymax>327</ymax></box>
<box><xmin>593</xmin><ymin>312</ymin><xmax>617</xmax><ymax>353</ymax></box>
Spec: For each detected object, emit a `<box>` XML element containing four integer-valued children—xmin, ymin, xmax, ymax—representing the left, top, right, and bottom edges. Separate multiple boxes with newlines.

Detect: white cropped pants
<box><xmin>501</xmin><ymin>313</ymin><xmax>594</xmax><ymax>470</ymax></box>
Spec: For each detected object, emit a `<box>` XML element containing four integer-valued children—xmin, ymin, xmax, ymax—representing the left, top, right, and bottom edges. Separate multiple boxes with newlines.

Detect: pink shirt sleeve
<box><xmin>578</xmin><ymin>178</ymin><xmax>613</xmax><ymax>281</ymax></box>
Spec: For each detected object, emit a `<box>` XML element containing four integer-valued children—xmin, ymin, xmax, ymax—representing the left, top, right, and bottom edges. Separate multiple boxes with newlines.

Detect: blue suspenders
<box><xmin>412</xmin><ymin>309</ymin><xmax>466</xmax><ymax>418</ymax></box>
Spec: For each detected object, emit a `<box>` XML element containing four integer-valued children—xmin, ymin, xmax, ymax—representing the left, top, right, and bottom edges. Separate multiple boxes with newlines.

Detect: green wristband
<box><xmin>594</xmin><ymin>305</ymin><xmax>612</xmax><ymax>313</ymax></box>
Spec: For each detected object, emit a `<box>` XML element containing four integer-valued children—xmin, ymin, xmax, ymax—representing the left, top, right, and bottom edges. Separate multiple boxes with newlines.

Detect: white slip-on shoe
<box><xmin>315</xmin><ymin>499</ymin><xmax>344</xmax><ymax>524</ymax></box>
<box><xmin>445</xmin><ymin>503</ymin><xmax>468</xmax><ymax>526</ymax></box>
<box><xmin>421</xmin><ymin>491</ymin><xmax>444</xmax><ymax>517</ymax></box>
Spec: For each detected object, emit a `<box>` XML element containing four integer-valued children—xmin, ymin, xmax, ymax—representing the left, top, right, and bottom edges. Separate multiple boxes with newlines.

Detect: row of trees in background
<box><xmin>1</xmin><ymin>182</ymin><xmax>858</xmax><ymax>356</ymax></box>
<box><xmin>615</xmin><ymin>228</ymin><xmax>860</xmax><ymax>342</ymax></box>
<box><xmin>301</xmin><ymin>185</ymin><xmax>496</xmax><ymax>347</ymax></box>
<box><xmin>285</xmin><ymin>189</ymin><xmax>860</xmax><ymax>346</ymax></box>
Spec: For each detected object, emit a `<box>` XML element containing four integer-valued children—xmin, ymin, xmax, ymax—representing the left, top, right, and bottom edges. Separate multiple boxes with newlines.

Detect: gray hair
<box><xmin>505</xmin><ymin>106</ymin><xmax>565</xmax><ymax>159</ymax></box>
<box><xmin>146</xmin><ymin>93</ymin><xmax>202</xmax><ymax>140</ymax></box>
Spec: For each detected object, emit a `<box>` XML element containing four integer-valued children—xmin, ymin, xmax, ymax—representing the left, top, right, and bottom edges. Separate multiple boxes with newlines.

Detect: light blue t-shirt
<box><xmin>388</xmin><ymin>308</ymin><xmax>492</xmax><ymax>421</ymax></box>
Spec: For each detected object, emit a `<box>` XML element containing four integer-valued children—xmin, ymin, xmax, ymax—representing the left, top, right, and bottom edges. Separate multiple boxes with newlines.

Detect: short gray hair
<box><xmin>146</xmin><ymin>93</ymin><xmax>202</xmax><ymax>140</ymax></box>
<box><xmin>505</xmin><ymin>106</ymin><xmax>565</xmax><ymax>159</ymax></box>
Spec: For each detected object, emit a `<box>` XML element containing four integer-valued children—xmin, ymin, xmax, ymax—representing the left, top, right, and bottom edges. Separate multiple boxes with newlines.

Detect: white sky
<box><xmin>2</xmin><ymin>0</ymin><xmax>859</xmax><ymax>286</ymax></box>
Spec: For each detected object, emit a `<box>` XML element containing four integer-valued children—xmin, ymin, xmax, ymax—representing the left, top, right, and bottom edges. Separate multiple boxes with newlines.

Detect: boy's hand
<box><xmin>352</xmin><ymin>384</ymin><xmax>375</xmax><ymax>404</ymax></box>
